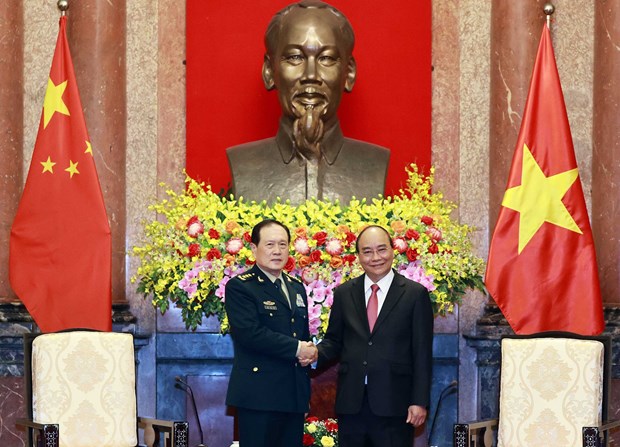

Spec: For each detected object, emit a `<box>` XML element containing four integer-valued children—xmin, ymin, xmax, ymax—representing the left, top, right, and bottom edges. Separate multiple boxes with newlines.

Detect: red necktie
<box><xmin>367</xmin><ymin>284</ymin><xmax>379</xmax><ymax>332</ymax></box>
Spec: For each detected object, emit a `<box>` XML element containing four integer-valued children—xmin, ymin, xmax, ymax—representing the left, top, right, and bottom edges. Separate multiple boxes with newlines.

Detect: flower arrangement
<box><xmin>304</xmin><ymin>417</ymin><xmax>338</xmax><ymax>447</ymax></box>
<box><xmin>132</xmin><ymin>164</ymin><xmax>485</xmax><ymax>337</ymax></box>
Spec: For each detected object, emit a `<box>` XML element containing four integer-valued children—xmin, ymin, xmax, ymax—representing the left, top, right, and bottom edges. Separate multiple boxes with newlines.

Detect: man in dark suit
<box><xmin>317</xmin><ymin>225</ymin><xmax>434</xmax><ymax>447</ymax></box>
<box><xmin>225</xmin><ymin>219</ymin><xmax>318</xmax><ymax>447</ymax></box>
<box><xmin>226</xmin><ymin>1</ymin><xmax>390</xmax><ymax>205</ymax></box>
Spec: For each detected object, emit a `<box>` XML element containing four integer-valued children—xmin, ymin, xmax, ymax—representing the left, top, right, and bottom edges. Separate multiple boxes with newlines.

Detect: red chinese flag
<box><xmin>9</xmin><ymin>17</ymin><xmax>111</xmax><ymax>332</ymax></box>
<box><xmin>485</xmin><ymin>25</ymin><xmax>604</xmax><ymax>335</ymax></box>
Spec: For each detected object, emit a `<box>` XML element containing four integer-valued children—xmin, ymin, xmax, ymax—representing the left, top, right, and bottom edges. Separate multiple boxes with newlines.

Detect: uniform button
<box><xmin>293</xmin><ymin>332</ymin><xmax>297</xmax><ymax>337</ymax></box>
<box><xmin>252</xmin><ymin>367</ymin><xmax>259</xmax><ymax>372</ymax></box>
<box><xmin>269</xmin><ymin>313</ymin><xmax>273</xmax><ymax>317</ymax></box>
<box><xmin>363</xmin><ymin>361</ymin><xmax>368</xmax><ymax>366</ymax></box>
<box><xmin>368</xmin><ymin>341</ymin><xmax>373</xmax><ymax>346</ymax></box>
<box><xmin>291</xmin><ymin>318</ymin><xmax>295</xmax><ymax>323</ymax></box>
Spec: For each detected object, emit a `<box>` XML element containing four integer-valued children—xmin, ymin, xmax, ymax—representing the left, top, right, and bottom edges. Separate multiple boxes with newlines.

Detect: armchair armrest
<box><xmin>453</xmin><ymin>418</ymin><xmax>498</xmax><ymax>447</ymax></box>
<box><xmin>15</xmin><ymin>418</ymin><xmax>59</xmax><ymax>447</ymax></box>
<box><xmin>583</xmin><ymin>419</ymin><xmax>620</xmax><ymax>446</ymax></box>
<box><xmin>138</xmin><ymin>416</ymin><xmax>189</xmax><ymax>447</ymax></box>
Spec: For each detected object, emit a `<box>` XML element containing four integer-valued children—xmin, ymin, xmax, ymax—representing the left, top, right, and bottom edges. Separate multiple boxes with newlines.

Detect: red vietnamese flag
<box><xmin>9</xmin><ymin>17</ymin><xmax>111</xmax><ymax>332</ymax></box>
<box><xmin>485</xmin><ymin>25</ymin><xmax>604</xmax><ymax>335</ymax></box>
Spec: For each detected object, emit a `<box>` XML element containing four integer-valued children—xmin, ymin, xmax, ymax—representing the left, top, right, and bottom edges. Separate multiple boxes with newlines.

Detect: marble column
<box><xmin>0</xmin><ymin>2</ymin><xmax>23</xmax><ymax>303</ymax></box>
<box><xmin>65</xmin><ymin>0</ymin><xmax>127</xmax><ymax>303</ymax></box>
<box><xmin>488</xmin><ymin>0</ymin><xmax>544</xmax><ymax>231</ymax></box>
<box><xmin>592</xmin><ymin>0</ymin><xmax>620</xmax><ymax>305</ymax></box>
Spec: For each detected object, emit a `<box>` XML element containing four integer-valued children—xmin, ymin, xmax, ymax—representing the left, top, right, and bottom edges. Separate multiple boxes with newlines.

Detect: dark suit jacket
<box><xmin>317</xmin><ymin>271</ymin><xmax>434</xmax><ymax>417</ymax></box>
<box><xmin>226</xmin><ymin>120</ymin><xmax>390</xmax><ymax>204</ymax></box>
<box><xmin>225</xmin><ymin>265</ymin><xmax>311</xmax><ymax>413</ymax></box>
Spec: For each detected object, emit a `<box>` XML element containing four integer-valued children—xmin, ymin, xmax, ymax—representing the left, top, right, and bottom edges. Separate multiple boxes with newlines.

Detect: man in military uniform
<box><xmin>225</xmin><ymin>219</ymin><xmax>317</xmax><ymax>447</ymax></box>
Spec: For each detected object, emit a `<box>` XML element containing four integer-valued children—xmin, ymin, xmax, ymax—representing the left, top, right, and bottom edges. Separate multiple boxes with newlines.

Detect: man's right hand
<box><xmin>297</xmin><ymin>341</ymin><xmax>318</xmax><ymax>366</ymax></box>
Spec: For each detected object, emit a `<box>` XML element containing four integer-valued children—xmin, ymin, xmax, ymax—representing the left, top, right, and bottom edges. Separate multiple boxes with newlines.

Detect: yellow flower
<box><xmin>306</xmin><ymin>423</ymin><xmax>317</xmax><ymax>433</ymax></box>
<box><xmin>320</xmin><ymin>436</ymin><xmax>335</xmax><ymax>447</ymax></box>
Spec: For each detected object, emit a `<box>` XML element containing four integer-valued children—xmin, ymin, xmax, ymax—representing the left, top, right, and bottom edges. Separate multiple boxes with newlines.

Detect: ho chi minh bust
<box><xmin>226</xmin><ymin>0</ymin><xmax>390</xmax><ymax>205</ymax></box>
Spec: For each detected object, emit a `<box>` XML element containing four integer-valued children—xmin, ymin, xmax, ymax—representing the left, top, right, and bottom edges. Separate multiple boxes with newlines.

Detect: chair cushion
<box><xmin>32</xmin><ymin>331</ymin><xmax>137</xmax><ymax>447</ymax></box>
<box><xmin>498</xmin><ymin>337</ymin><xmax>604</xmax><ymax>447</ymax></box>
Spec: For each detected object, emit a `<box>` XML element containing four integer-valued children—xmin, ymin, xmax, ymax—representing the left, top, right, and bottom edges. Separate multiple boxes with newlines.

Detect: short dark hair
<box><xmin>355</xmin><ymin>225</ymin><xmax>393</xmax><ymax>253</ymax></box>
<box><xmin>251</xmin><ymin>219</ymin><xmax>291</xmax><ymax>245</ymax></box>
<box><xmin>264</xmin><ymin>0</ymin><xmax>355</xmax><ymax>57</ymax></box>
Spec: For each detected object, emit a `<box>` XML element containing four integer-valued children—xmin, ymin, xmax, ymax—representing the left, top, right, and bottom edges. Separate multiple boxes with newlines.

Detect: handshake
<box><xmin>297</xmin><ymin>341</ymin><xmax>318</xmax><ymax>367</ymax></box>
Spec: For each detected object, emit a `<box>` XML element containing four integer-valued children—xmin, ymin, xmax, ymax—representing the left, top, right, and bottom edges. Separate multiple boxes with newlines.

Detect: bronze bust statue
<box><xmin>226</xmin><ymin>0</ymin><xmax>390</xmax><ymax>204</ymax></box>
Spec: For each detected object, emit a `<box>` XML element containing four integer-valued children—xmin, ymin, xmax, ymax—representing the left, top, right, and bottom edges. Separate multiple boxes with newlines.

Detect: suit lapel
<box><xmin>372</xmin><ymin>271</ymin><xmax>405</xmax><ymax>334</ymax></box>
<box><xmin>350</xmin><ymin>276</ymin><xmax>369</xmax><ymax>331</ymax></box>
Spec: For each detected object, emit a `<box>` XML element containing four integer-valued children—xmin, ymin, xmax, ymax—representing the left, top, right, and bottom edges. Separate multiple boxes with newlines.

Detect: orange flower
<box><xmin>336</xmin><ymin>224</ymin><xmax>350</xmax><ymax>234</ymax></box>
<box><xmin>294</xmin><ymin>227</ymin><xmax>307</xmax><ymax>238</ymax></box>
<box><xmin>390</xmin><ymin>220</ymin><xmax>406</xmax><ymax>234</ymax></box>
<box><xmin>225</xmin><ymin>220</ymin><xmax>241</xmax><ymax>235</ymax></box>
<box><xmin>298</xmin><ymin>255</ymin><xmax>311</xmax><ymax>268</ymax></box>
<box><xmin>223</xmin><ymin>254</ymin><xmax>236</xmax><ymax>265</ymax></box>
<box><xmin>329</xmin><ymin>256</ymin><xmax>344</xmax><ymax>269</ymax></box>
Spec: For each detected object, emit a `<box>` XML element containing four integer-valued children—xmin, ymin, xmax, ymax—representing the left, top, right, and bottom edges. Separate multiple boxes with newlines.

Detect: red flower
<box><xmin>343</xmin><ymin>254</ymin><xmax>357</xmax><ymax>265</ymax></box>
<box><xmin>306</xmin><ymin>416</ymin><xmax>319</xmax><ymax>423</ymax></box>
<box><xmin>187</xmin><ymin>243</ymin><xmax>201</xmax><ymax>258</ymax></box>
<box><xmin>405</xmin><ymin>229</ymin><xmax>420</xmax><ymax>240</ymax></box>
<box><xmin>324</xmin><ymin>419</ymin><xmax>338</xmax><ymax>432</ymax></box>
<box><xmin>243</xmin><ymin>231</ymin><xmax>252</xmax><ymax>243</ymax></box>
<box><xmin>208</xmin><ymin>228</ymin><xmax>220</xmax><ymax>239</ymax></box>
<box><xmin>345</xmin><ymin>231</ymin><xmax>357</xmax><ymax>246</ymax></box>
<box><xmin>186</xmin><ymin>216</ymin><xmax>204</xmax><ymax>238</ymax></box>
<box><xmin>421</xmin><ymin>216</ymin><xmax>434</xmax><ymax>226</ymax></box>
<box><xmin>284</xmin><ymin>256</ymin><xmax>296</xmax><ymax>272</ymax></box>
<box><xmin>312</xmin><ymin>231</ymin><xmax>328</xmax><ymax>246</ymax></box>
<box><xmin>406</xmin><ymin>247</ymin><xmax>419</xmax><ymax>261</ymax></box>
<box><xmin>303</xmin><ymin>433</ymin><xmax>315</xmax><ymax>446</ymax></box>
<box><xmin>428</xmin><ymin>243</ymin><xmax>439</xmax><ymax>254</ymax></box>
<box><xmin>309</xmin><ymin>250</ymin><xmax>323</xmax><ymax>263</ymax></box>
<box><xmin>206</xmin><ymin>248</ymin><xmax>222</xmax><ymax>260</ymax></box>
<box><xmin>246</xmin><ymin>259</ymin><xmax>256</xmax><ymax>266</ymax></box>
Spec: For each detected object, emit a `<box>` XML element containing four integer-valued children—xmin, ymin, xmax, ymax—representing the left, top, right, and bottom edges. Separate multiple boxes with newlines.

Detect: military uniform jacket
<box><xmin>225</xmin><ymin>265</ymin><xmax>311</xmax><ymax>413</ymax></box>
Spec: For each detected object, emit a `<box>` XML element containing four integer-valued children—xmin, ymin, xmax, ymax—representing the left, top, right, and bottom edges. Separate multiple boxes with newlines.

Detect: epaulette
<box><xmin>284</xmin><ymin>272</ymin><xmax>302</xmax><ymax>284</ymax></box>
<box><xmin>237</xmin><ymin>272</ymin><xmax>256</xmax><ymax>282</ymax></box>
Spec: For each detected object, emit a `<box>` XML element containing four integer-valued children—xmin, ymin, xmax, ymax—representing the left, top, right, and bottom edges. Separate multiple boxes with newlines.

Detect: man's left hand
<box><xmin>406</xmin><ymin>405</ymin><xmax>427</xmax><ymax>427</ymax></box>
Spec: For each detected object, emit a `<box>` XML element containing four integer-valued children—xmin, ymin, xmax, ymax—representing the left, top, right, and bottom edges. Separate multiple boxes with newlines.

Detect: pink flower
<box><xmin>392</xmin><ymin>237</ymin><xmax>408</xmax><ymax>254</ymax></box>
<box><xmin>325</xmin><ymin>238</ymin><xmax>344</xmax><ymax>256</ymax></box>
<box><xmin>186</xmin><ymin>216</ymin><xmax>204</xmax><ymax>238</ymax></box>
<box><xmin>225</xmin><ymin>237</ymin><xmax>244</xmax><ymax>255</ymax></box>
<box><xmin>301</xmin><ymin>268</ymin><xmax>318</xmax><ymax>284</ymax></box>
<box><xmin>294</xmin><ymin>237</ymin><xmax>311</xmax><ymax>255</ymax></box>
<box><xmin>426</xmin><ymin>227</ymin><xmax>442</xmax><ymax>242</ymax></box>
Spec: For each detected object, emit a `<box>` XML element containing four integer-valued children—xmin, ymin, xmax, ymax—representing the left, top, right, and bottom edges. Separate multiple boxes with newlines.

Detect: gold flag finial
<box><xmin>543</xmin><ymin>3</ymin><xmax>555</xmax><ymax>29</ymax></box>
<box><xmin>57</xmin><ymin>0</ymin><xmax>69</xmax><ymax>16</ymax></box>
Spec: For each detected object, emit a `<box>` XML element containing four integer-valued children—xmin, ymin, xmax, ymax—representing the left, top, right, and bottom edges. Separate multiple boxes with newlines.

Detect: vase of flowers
<box><xmin>304</xmin><ymin>417</ymin><xmax>338</xmax><ymax>447</ymax></box>
<box><xmin>132</xmin><ymin>164</ymin><xmax>485</xmax><ymax>335</ymax></box>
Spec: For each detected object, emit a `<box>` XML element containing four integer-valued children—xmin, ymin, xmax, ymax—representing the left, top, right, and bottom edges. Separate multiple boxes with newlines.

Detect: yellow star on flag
<box><xmin>502</xmin><ymin>143</ymin><xmax>582</xmax><ymax>254</ymax></box>
<box><xmin>43</xmin><ymin>78</ymin><xmax>70</xmax><ymax>129</ymax></box>
<box><xmin>84</xmin><ymin>140</ymin><xmax>93</xmax><ymax>155</ymax></box>
<box><xmin>65</xmin><ymin>160</ymin><xmax>79</xmax><ymax>178</ymax></box>
<box><xmin>40</xmin><ymin>156</ymin><xmax>56</xmax><ymax>174</ymax></box>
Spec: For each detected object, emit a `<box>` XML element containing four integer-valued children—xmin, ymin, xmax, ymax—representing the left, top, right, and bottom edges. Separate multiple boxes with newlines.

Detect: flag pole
<box><xmin>543</xmin><ymin>3</ymin><xmax>555</xmax><ymax>29</ymax></box>
<box><xmin>57</xmin><ymin>0</ymin><xmax>68</xmax><ymax>16</ymax></box>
